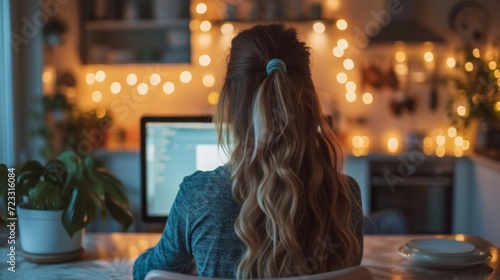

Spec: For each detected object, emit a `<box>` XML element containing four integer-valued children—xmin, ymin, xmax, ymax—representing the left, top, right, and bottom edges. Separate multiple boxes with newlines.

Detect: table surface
<box><xmin>0</xmin><ymin>233</ymin><xmax>498</xmax><ymax>280</ymax></box>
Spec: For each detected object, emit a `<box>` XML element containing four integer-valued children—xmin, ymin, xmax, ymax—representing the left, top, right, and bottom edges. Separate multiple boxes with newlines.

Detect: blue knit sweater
<box><xmin>133</xmin><ymin>166</ymin><xmax>364</xmax><ymax>280</ymax></box>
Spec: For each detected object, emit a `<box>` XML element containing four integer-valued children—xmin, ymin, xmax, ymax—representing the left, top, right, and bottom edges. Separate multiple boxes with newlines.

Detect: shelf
<box><xmin>213</xmin><ymin>18</ymin><xmax>336</xmax><ymax>25</ymax></box>
<box><xmin>86</xmin><ymin>19</ymin><xmax>189</xmax><ymax>31</ymax></box>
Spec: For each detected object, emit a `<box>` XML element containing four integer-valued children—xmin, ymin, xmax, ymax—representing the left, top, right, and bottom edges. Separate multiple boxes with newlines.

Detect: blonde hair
<box><xmin>215</xmin><ymin>24</ymin><xmax>361</xmax><ymax>279</ymax></box>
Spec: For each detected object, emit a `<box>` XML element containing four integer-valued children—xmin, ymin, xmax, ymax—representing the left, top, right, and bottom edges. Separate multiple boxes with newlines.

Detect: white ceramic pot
<box><xmin>17</xmin><ymin>202</ymin><xmax>84</xmax><ymax>255</ymax></box>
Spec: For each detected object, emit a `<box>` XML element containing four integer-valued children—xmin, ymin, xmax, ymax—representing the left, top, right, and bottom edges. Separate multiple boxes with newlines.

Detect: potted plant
<box><xmin>0</xmin><ymin>150</ymin><xmax>133</xmax><ymax>263</ymax></box>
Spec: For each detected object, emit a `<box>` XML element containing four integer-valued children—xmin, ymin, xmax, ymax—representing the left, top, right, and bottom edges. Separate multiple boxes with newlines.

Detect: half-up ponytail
<box><xmin>215</xmin><ymin>24</ymin><xmax>362</xmax><ymax>280</ymax></box>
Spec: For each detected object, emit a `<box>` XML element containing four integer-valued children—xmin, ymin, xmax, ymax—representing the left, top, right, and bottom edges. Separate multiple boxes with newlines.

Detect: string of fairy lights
<box><xmin>44</xmin><ymin>1</ymin><xmax>498</xmax><ymax>156</ymax></box>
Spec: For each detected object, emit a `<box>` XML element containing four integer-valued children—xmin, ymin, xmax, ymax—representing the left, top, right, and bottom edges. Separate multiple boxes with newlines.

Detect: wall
<box><xmin>42</xmin><ymin>0</ymin><xmax>500</xmax><ymax>153</ymax></box>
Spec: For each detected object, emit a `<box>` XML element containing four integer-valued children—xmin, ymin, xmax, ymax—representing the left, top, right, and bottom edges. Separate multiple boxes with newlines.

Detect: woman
<box><xmin>133</xmin><ymin>24</ymin><xmax>363</xmax><ymax>280</ymax></box>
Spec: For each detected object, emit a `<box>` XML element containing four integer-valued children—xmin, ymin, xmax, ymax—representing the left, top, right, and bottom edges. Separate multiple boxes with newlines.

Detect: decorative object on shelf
<box><xmin>0</xmin><ymin>150</ymin><xmax>133</xmax><ymax>263</ymax></box>
<box><xmin>447</xmin><ymin>1</ymin><xmax>499</xmax><ymax>133</ymax></box>
<box><xmin>43</xmin><ymin>17</ymin><xmax>68</xmax><ymax>47</ymax></box>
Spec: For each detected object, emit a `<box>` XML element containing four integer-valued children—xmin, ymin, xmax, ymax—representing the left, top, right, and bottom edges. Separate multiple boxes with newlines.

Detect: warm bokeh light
<box><xmin>149</xmin><ymin>73</ymin><xmax>161</xmax><ymax>86</ymax></box>
<box><xmin>137</xmin><ymin>83</ymin><xmax>148</xmax><ymax>95</ymax></box>
<box><xmin>345</xmin><ymin>91</ymin><xmax>356</xmax><ymax>102</ymax></box>
<box><xmin>202</xmin><ymin>74</ymin><xmax>215</xmax><ymax>87</ymax></box>
<box><xmin>85</xmin><ymin>73</ymin><xmax>96</xmax><ymax>85</ymax></box>
<box><xmin>489</xmin><ymin>61</ymin><xmax>497</xmax><ymax>70</ymax></box>
<box><xmin>220</xmin><ymin>23</ymin><xmax>234</xmax><ymax>35</ymax></box>
<box><xmin>197</xmin><ymin>33</ymin><xmax>212</xmax><ymax>47</ymax></box>
<box><xmin>496</xmin><ymin>101</ymin><xmax>500</xmax><ymax>111</ymax></box>
<box><xmin>454</xmin><ymin>147</ymin><xmax>463</xmax><ymax>157</ymax></box>
<box><xmin>337</xmin><ymin>39</ymin><xmax>348</xmax><ymax>50</ymax></box>
<box><xmin>395</xmin><ymin>51</ymin><xmax>406</xmax><ymax>63</ymax></box>
<box><xmin>462</xmin><ymin>140</ymin><xmax>470</xmax><ymax>150</ymax></box>
<box><xmin>96</xmin><ymin>107</ymin><xmax>106</xmax><ymax>119</ymax></box>
<box><xmin>110</xmin><ymin>82</ymin><xmax>121</xmax><ymax>94</ymax></box>
<box><xmin>446</xmin><ymin>57</ymin><xmax>456</xmax><ymax>68</ymax></box>
<box><xmin>394</xmin><ymin>63</ymin><xmax>409</xmax><ymax>76</ymax></box>
<box><xmin>387</xmin><ymin>137</ymin><xmax>399</xmax><ymax>154</ymax></box>
<box><xmin>424</xmin><ymin>137</ymin><xmax>433</xmax><ymax>147</ymax></box>
<box><xmin>312</xmin><ymin>22</ymin><xmax>326</xmax><ymax>34</ymax></box>
<box><xmin>189</xmin><ymin>19</ymin><xmax>200</xmax><ymax>31</ymax></box>
<box><xmin>424</xmin><ymin>52</ymin><xmax>434</xmax><ymax>62</ymax></box>
<box><xmin>92</xmin><ymin>90</ymin><xmax>102</xmax><ymax>103</ymax></box>
<box><xmin>95</xmin><ymin>70</ymin><xmax>106</xmax><ymax>82</ymax></box>
<box><xmin>352</xmin><ymin>135</ymin><xmax>362</xmax><ymax>148</ymax></box>
<box><xmin>495</xmin><ymin>70</ymin><xmax>500</xmax><ymax>79</ymax></box>
<box><xmin>332</xmin><ymin>46</ymin><xmax>344</xmax><ymax>57</ymax></box>
<box><xmin>343</xmin><ymin>58</ymin><xmax>354</xmax><ymax>70</ymax></box>
<box><xmin>195</xmin><ymin>2</ymin><xmax>207</xmax><ymax>14</ymax></box>
<box><xmin>345</xmin><ymin>81</ymin><xmax>356</xmax><ymax>91</ymax></box>
<box><xmin>447</xmin><ymin>127</ymin><xmax>457</xmax><ymax>138</ymax></box>
<box><xmin>336</xmin><ymin>19</ymin><xmax>347</xmax><ymax>30</ymax></box>
<box><xmin>200</xmin><ymin>20</ymin><xmax>212</xmax><ymax>32</ymax></box>
<box><xmin>362</xmin><ymin>92</ymin><xmax>373</xmax><ymax>105</ymax></box>
<box><xmin>180</xmin><ymin>71</ymin><xmax>192</xmax><ymax>83</ymax></box>
<box><xmin>208</xmin><ymin>91</ymin><xmax>219</xmax><ymax>105</ymax></box>
<box><xmin>163</xmin><ymin>81</ymin><xmax>175</xmax><ymax>94</ymax></box>
<box><xmin>454</xmin><ymin>136</ymin><xmax>464</xmax><ymax>147</ymax></box>
<box><xmin>472</xmin><ymin>48</ymin><xmax>480</xmax><ymax>58</ymax></box>
<box><xmin>465</xmin><ymin>62</ymin><xmax>474</xmax><ymax>72</ymax></box>
<box><xmin>336</xmin><ymin>72</ymin><xmax>348</xmax><ymax>84</ymax></box>
<box><xmin>436</xmin><ymin>146</ymin><xmax>446</xmax><ymax>157</ymax></box>
<box><xmin>436</xmin><ymin>135</ymin><xmax>446</xmax><ymax>146</ymax></box>
<box><xmin>199</xmin><ymin>54</ymin><xmax>211</xmax><ymax>67</ymax></box>
<box><xmin>127</xmin><ymin>73</ymin><xmax>138</xmax><ymax>86</ymax></box>
<box><xmin>457</xmin><ymin>105</ymin><xmax>467</xmax><ymax>116</ymax></box>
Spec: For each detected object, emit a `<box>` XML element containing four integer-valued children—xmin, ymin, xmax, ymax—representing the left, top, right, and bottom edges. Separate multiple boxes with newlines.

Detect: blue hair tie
<box><xmin>266</xmin><ymin>58</ymin><xmax>287</xmax><ymax>75</ymax></box>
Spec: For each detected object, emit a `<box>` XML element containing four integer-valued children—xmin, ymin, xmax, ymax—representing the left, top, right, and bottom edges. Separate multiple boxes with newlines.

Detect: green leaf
<box><xmin>105</xmin><ymin>196</ymin><xmax>133</xmax><ymax>231</ymax></box>
<box><xmin>29</xmin><ymin>181</ymin><xmax>62</xmax><ymax>210</ymax></box>
<box><xmin>57</xmin><ymin>150</ymin><xmax>80</xmax><ymax>186</ymax></box>
<box><xmin>43</xmin><ymin>160</ymin><xmax>67</xmax><ymax>187</ymax></box>
<box><xmin>62</xmin><ymin>187</ymin><xmax>96</xmax><ymax>237</ymax></box>
<box><xmin>17</xmin><ymin>161</ymin><xmax>44</xmax><ymax>194</ymax></box>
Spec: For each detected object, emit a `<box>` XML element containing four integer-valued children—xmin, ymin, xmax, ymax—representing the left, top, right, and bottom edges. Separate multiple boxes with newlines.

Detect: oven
<box><xmin>369</xmin><ymin>158</ymin><xmax>454</xmax><ymax>234</ymax></box>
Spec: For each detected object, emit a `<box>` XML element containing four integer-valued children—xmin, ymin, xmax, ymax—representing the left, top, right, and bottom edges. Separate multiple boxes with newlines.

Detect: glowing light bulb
<box><xmin>200</xmin><ymin>20</ymin><xmax>212</xmax><ymax>32</ymax></box>
<box><xmin>362</xmin><ymin>92</ymin><xmax>373</xmax><ymax>104</ymax></box>
<box><xmin>96</xmin><ymin>108</ymin><xmax>106</xmax><ymax>119</ymax></box>
<box><xmin>199</xmin><ymin>54</ymin><xmax>211</xmax><ymax>67</ymax></box>
<box><xmin>110</xmin><ymin>82</ymin><xmax>121</xmax><ymax>94</ymax></box>
<box><xmin>394</xmin><ymin>64</ymin><xmax>409</xmax><ymax>76</ymax></box>
<box><xmin>462</xmin><ymin>140</ymin><xmax>470</xmax><ymax>150</ymax></box>
<box><xmin>137</xmin><ymin>83</ymin><xmax>148</xmax><ymax>95</ymax></box>
<box><xmin>92</xmin><ymin>90</ymin><xmax>102</xmax><ymax>103</ymax></box>
<box><xmin>424</xmin><ymin>137</ymin><xmax>433</xmax><ymax>147</ymax></box>
<box><xmin>424</xmin><ymin>52</ymin><xmax>434</xmax><ymax>62</ymax></box>
<box><xmin>345</xmin><ymin>81</ymin><xmax>356</xmax><ymax>91</ymax></box>
<box><xmin>336</xmin><ymin>19</ymin><xmax>347</xmax><ymax>30</ymax></box>
<box><xmin>436</xmin><ymin>146</ymin><xmax>446</xmax><ymax>157</ymax></box>
<box><xmin>337</xmin><ymin>39</ymin><xmax>348</xmax><ymax>50</ymax></box>
<box><xmin>457</xmin><ymin>105</ymin><xmax>467</xmax><ymax>116</ymax></box>
<box><xmin>447</xmin><ymin>127</ymin><xmax>457</xmax><ymax>138</ymax></box>
<box><xmin>336</xmin><ymin>72</ymin><xmax>348</xmax><ymax>84</ymax></box>
<box><xmin>395</xmin><ymin>51</ymin><xmax>406</xmax><ymax>63</ymax></box>
<box><xmin>465</xmin><ymin>62</ymin><xmax>474</xmax><ymax>72</ymax></box>
<box><xmin>472</xmin><ymin>48</ymin><xmax>480</xmax><ymax>58</ymax></box>
<box><xmin>195</xmin><ymin>2</ymin><xmax>207</xmax><ymax>14</ymax></box>
<box><xmin>332</xmin><ymin>46</ymin><xmax>344</xmax><ymax>57</ymax></box>
<box><xmin>163</xmin><ymin>82</ymin><xmax>175</xmax><ymax>94</ymax></box>
<box><xmin>208</xmin><ymin>91</ymin><xmax>219</xmax><ymax>105</ymax></box>
<box><xmin>496</xmin><ymin>101</ymin><xmax>500</xmax><ymax>111</ymax></box>
<box><xmin>202</xmin><ymin>74</ymin><xmax>215</xmax><ymax>87</ymax></box>
<box><xmin>220</xmin><ymin>23</ymin><xmax>234</xmax><ymax>35</ymax></box>
<box><xmin>345</xmin><ymin>91</ymin><xmax>356</xmax><ymax>102</ymax></box>
<box><xmin>454</xmin><ymin>136</ymin><xmax>464</xmax><ymax>147</ymax></box>
<box><xmin>446</xmin><ymin>57</ymin><xmax>456</xmax><ymax>68</ymax></box>
<box><xmin>352</xmin><ymin>135</ymin><xmax>362</xmax><ymax>147</ymax></box>
<box><xmin>489</xmin><ymin>61</ymin><xmax>497</xmax><ymax>70</ymax></box>
<box><xmin>95</xmin><ymin>70</ymin><xmax>106</xmax><ymax>82</ymax></box>
<box><xmin>387</xmin><ymin>138</ymin><xmax>399</xmax><ymax>154</ymax></box>
<box><xmin>454</xmin><ymin>147</ymin><xmax>464</xmax><ymax>157</ymax></box>
<box><xmin>436</xmin><ymin>135</ymin><xmax>446</xmax><ymax>146</ymax></box>
<box><xmin>180</xmin><ymin>71</ymin><xmax>192</xmax><ymax>83</ymax></box>
<box><xmin>127</xmin><ymin>73</ymin><xmax>138</xmax><ymax>86</ymax></box>
<box><xmin>86</xmin><ymin>73</ymin><xmax>96</xmax><ymax>85</ymax></box>
<box><xmin>313</xmin><ymin>22</ymin><xmax>326</xmax><ymax>34</ymax></box>
<box><xmin>495</xmin><ymin>69</ymin><xmax>500</xmax><ymax>78</ymax></box>
<box><xmin>343</xmin><ymin>58</ymin><xmax>354</xmax><ymax>70</ymax></box>
<box><xmin>149</xmin><ymin>73</ymin><xmax>161</xmax><ymax>86</ymax></box>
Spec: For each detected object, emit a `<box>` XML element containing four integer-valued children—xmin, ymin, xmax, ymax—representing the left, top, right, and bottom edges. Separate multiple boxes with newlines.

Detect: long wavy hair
<box><xmin>215</xmin><ymin>24</ymin><xmax>361</xmax><ymax>279</ymax></box>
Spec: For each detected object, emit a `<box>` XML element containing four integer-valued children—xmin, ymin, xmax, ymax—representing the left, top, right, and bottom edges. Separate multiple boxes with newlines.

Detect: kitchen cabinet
<box><xmin>80</xmin><ymin>0</ymin><xmax>191</xmax><ymax>64</ymax></box>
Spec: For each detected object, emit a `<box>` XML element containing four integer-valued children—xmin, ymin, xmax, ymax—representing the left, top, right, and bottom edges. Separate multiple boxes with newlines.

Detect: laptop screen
<box><xmin>140</xmin><ymin>116</ymin><xmax>229</xmax><ymax>222</ymax></box>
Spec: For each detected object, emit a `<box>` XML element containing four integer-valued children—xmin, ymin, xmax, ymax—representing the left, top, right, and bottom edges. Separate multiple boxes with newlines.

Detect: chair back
<box><xmin>145</xmin><ymin>266</ymin><xmax>373</xmax><ymax>280</ymax></box>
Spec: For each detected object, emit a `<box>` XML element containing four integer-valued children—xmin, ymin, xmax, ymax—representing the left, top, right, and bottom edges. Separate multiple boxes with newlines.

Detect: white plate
<box><xmin>406</xmin><ymin>238</ymin><xmax>476</xmax><ymax>256</ymax></box>
<box><xmin>398</xmin><ymin>245</ymin><xmax>492</xmax><ymax>269</ymax></box>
